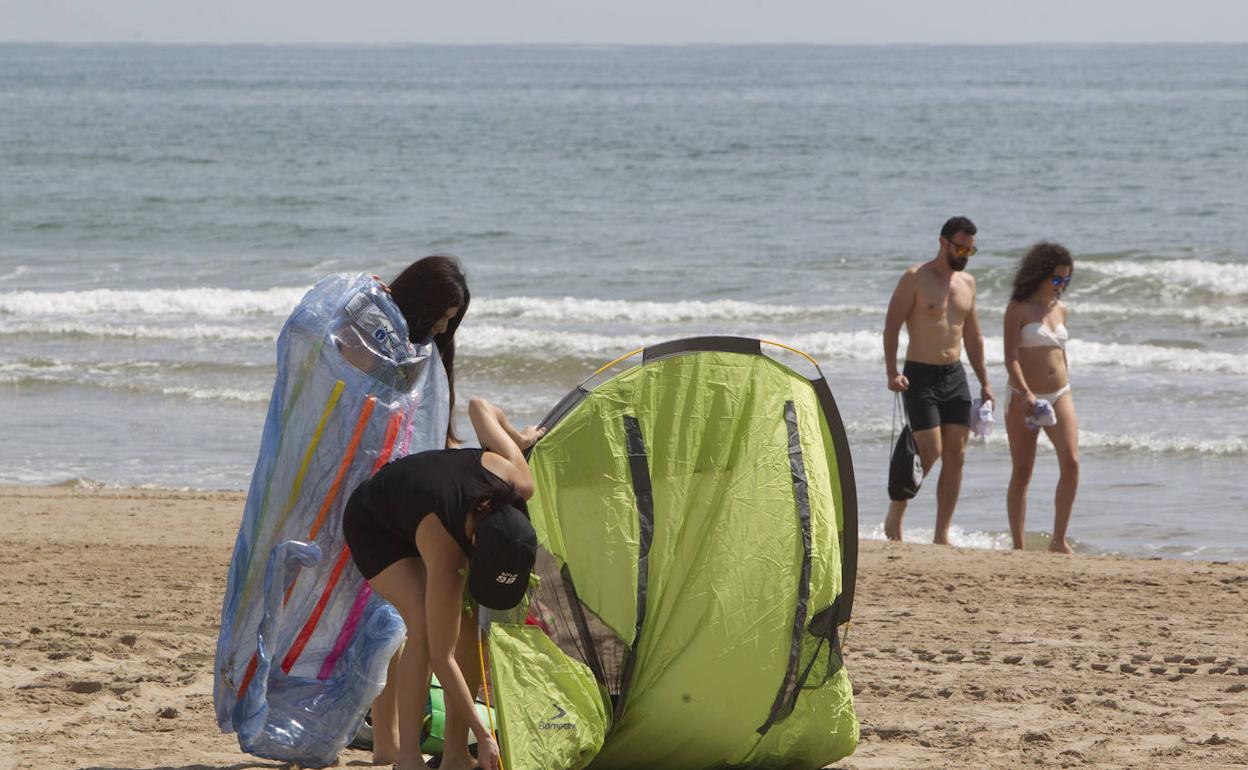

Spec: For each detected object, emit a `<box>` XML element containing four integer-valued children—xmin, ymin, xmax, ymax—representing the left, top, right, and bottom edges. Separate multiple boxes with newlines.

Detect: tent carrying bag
<box><xmin>888</xmin><ymin>392</ymin><xmax>923</xmax><ymax>501</ymax></box>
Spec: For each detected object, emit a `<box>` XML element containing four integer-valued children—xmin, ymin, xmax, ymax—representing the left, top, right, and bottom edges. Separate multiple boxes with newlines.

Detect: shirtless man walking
<box><xmin>883</xmin><ymin>216</ymin><xmax>994</xmax><ymax>544</ymax></box>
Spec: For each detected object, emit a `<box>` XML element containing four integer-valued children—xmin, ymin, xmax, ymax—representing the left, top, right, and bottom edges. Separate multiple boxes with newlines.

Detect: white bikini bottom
<box><xmin>1006</xmin><ymin>383</ymin><xmax>1071</xmax><ymax>411</ymax></box>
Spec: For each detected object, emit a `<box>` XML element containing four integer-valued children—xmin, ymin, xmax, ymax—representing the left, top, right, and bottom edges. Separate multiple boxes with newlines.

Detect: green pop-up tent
<box><xmin>484</xmin><ymin>337</ymin><xmax>859</xmax><ymax>770</ymax></box>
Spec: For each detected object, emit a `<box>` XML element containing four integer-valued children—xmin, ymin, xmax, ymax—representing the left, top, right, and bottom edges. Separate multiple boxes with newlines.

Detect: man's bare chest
<box><xmin>914</xmin><ymin>279</ymin><xmax>972</xmax><ymax>322</ymax></box>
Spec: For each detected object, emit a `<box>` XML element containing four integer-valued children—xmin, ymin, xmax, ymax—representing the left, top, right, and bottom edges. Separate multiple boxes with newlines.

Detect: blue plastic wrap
<box><xmin>214</xmin><ymin>273</ymin><xmax>450</xmax><ymax>767</ymax></box>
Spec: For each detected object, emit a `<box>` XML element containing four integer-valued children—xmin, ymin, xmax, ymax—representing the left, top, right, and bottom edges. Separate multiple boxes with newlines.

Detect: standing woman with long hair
<box><xmin>388</xmin><ymin>255</ymin><xmax>471</xmax><ymax>447</ymax></box>
<box><xmin>1002</xmin><ymin>242</ymin><xmax>1079</xmax><ymax>553</ymax></box>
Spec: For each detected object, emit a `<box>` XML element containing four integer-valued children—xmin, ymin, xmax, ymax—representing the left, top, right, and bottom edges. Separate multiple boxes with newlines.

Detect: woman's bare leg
<box><xmin>1044</xmin><ymin>395</ymin><xmax>1080</xmax><ymax>553</ymax></box>
<box><xmin>439</xmin><ymin>604</ymin><xmax>483</xmax><ymax>770</ymax></box>
<box><xmin>370</xmin><ymin>642</ymin><xmax>404</xmax><ymax>764</ymax></box>
<box><xmin>368</xmin><ymin>558</ymin><xmax>433</xmax><ymax>770</ymax></box>
<box><xmin>1006</xmin><ymin>396</ymin><xmax>1039</xmax><ymax>550</ymax></box>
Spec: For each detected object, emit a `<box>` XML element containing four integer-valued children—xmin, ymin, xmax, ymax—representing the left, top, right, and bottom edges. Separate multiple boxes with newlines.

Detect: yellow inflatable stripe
<box><xmin>229</xmin><ymin>379</ymin><xmax>345</xmax><ymax>640</ymax></box>
<box><xmin>276</xmin><ymin>379</ymin><xmax>345</xmax><ymax>533</ymax></box>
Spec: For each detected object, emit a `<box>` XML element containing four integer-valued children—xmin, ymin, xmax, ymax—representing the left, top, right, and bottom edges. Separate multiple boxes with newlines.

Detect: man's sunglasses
<box><xmin>945</xmin><ymin>239</ymin><xmax>977</xmax><ymax>257</ymax></box>
<box><xmin>1050</xmin><ymin>275</ymin><xmax>1072</xmax><ymax>287</ymax></box>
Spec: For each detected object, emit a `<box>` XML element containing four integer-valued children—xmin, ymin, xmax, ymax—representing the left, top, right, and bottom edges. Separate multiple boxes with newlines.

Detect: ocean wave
<box><xmin>471</xmin><ymin>296</ymin><xmax>878</xmax><ymax>323</ymax></box>
<box><xmin>1064</xmin><ymin>339</ymin><xmax>1248</xmax><ymax>375</ymax></box>
<box><xmin>0</xmin><ymin>265</ymin><xmax>32</xmax><ymax>283</ymax></box>
<box><xmin>1075</xmin><ymin>301</ymin><xmax>1248</xmax><ymax>328</ymax></box>
<box><xmin>1084</xmin><ymin>259</ymin><xmax>1248</xmax><ymax>297</ymax></box>
<box><xmin>0</xmin><ymin>287</ymin><xmax>877</xmax><ymax>325</ymax></box>
<box><xmin>4</xmin><ymin>312</ymin><xmax>1245</xmax><ymax>377</ymax></box>
<box><xmin>0</xmin><ymin>320</ymin><xmax>277</xmax><ymax>342</ymax></box>
<box><xmin>0</xmin><ymin>367</ymin><xmax>271</xmax><ymax>403</ymax></box>
<box><xmin>0</xmin><ymin>287</ymin><xmax>307</xmax><ymax>318</ymax></box>
<box><xmin>843</xmin><ymin>416</ymin><xmax>1246</xmax><ymax>458</ymax></box>
<box><xmin>1077</xmin><ymin>430</ymin><xmax>1248</xmax><ymax>456</ymax></box>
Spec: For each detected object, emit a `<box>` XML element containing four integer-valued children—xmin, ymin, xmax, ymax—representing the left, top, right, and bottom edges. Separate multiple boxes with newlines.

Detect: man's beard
<box><xmin>947</xmin><ymin>253</ymin><xmax>969</xmax><ymax>271</ymax></box>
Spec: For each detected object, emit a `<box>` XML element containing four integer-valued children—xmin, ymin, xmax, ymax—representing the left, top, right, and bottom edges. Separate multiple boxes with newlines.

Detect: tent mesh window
<box><xmin>508</xmin><ymin>548</ymin><xmax>631</xmax><ymax>701</ymax></box>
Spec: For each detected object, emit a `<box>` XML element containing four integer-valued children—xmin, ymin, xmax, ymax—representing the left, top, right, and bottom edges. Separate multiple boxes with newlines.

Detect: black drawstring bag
<box><xmin>888</xmin><ymin>392</ymin><xmax>923</xmax><ymax>501</ymax></box>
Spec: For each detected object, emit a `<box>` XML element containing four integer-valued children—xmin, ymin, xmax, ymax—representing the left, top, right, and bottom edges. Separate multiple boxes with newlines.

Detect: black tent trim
<box><xmin>758</xmin><ymin>399</ymin><xmax>815</xmax><ymax>735</ymax></box>
<box><xmin>612</xmin><ymin>415</ymin><xmax>655</xmax><ymax>721</ymax></box>
<box><xmin>531</xmin><ymin>335</ymin><xmax>859</xmax><ymax>660</ymax></box>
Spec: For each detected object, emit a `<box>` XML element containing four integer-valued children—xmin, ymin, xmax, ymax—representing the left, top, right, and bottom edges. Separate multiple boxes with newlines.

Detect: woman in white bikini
<box><xmin>1003</xmin><ymin>242</ymin><xmax>1078</xmax><ymax>553</ymax></box>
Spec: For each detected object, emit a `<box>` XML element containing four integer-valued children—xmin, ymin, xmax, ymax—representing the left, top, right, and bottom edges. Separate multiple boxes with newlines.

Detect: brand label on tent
<box><xmin>539</xmin><ymin>702</ymin><xmax>575</xmax><ymax>731</ymax></box>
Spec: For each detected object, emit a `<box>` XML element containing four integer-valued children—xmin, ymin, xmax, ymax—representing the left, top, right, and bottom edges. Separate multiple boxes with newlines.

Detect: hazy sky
<box><xmin>2</xmin><ymin>0</ymin><xmax>1246</xmax><ymax>44</ymax></box>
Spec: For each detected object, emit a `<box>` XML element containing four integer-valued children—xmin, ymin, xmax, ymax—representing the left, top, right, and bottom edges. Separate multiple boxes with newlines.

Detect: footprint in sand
<box><xmin>67</xmin><ymin>680</ymin><xmax>103</xmax><ymax>694</ymax></box>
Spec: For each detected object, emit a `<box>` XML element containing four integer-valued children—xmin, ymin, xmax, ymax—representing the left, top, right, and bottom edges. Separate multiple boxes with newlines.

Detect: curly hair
<box><xmin>1011</xmin><ymin>241</ymin><xmax>1073</xmax><ymax>303</ymax></box>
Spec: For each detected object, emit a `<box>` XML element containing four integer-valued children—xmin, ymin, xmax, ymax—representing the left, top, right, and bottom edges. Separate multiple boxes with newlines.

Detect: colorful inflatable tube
<box><xmin>214</xmin><ymin>273</ymin><xmax>449</xmax><ymax>767</ymax></box>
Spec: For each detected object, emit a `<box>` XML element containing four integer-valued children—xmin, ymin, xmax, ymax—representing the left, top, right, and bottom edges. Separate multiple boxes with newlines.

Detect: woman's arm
<box><xmin>1002</xmin><ymin>302</ymin><xmax>1037</xmax><ymax>413</ymax></box>
<box><xmin>469</xmin><ymin>398</ymin><xmax>539</xmax><ymax>499</ymax></box>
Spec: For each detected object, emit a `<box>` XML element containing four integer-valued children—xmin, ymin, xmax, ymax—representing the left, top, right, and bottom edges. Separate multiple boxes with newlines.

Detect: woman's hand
<box><xmin>474</xmin><ymin>729</ymin><xmax>501</xmax><ymax>770</ymax></box>
<box><xmin>517</xmin><ymin>425</ymin><xmax>546</xmax><ymax>450</ymax></box>
<box><xmin>1022</xmin><ymin>390</ymin><xmax>1038</xmax><ymax>415</ymax></box>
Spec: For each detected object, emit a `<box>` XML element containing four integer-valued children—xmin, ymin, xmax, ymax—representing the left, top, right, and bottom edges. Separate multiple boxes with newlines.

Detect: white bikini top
<box><xmin>1019</xmin><ymin>322</ymin><xmax>1069</xmax><ymax>349</ymax></box>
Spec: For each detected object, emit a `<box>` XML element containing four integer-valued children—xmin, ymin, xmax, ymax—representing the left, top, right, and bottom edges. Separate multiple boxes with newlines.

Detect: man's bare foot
<box><xmin>1048</xmin><ymin>539</ymin><xmax>1073</xmax><ymax>554</ymax></box>
<box><xmin>884</xmin><ymin>502</ymin><xmax>905</xmax><ymax>541</ymax></box>
<box><xmin>933</xmin><ymin>534</ymin><xmax>951</xmax><ymax>546</ymax></box>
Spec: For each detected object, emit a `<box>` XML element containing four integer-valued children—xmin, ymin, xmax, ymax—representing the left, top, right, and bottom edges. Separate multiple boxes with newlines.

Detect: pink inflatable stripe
<box><xmin>318</xmin><ymin>583</ymin><xmax>373</xmax><ymax>680</ymax></box>
<box><xmin>314</xmin><ymin>411</ymin><xmax>404</xmax><ymax>680</ymax></box>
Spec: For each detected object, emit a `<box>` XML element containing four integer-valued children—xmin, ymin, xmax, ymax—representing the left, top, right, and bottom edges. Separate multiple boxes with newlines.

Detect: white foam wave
<box><xmin>1064</xmin><ymin>339</ymin><xmax>1248</xmax><ymax>375</ymax></box>
<box><xmin>0</xmin><ymin>287</ymin><xmax>307</xmax><ymax>317</ymax></box>
<box><xmin>860</xmin><ymin>522</ymin><xmax>1015</xmax><ymax>551</ymax></box>
<box><xmin>1076</xmin><ymin>301</ymin><xmax>1248</xmax><ymax>328</ymax></box>
<box><xmin>472</xmin><ymin>296</ymin><xmax>878</xmax><ymax>324</ymax></box>
<box><xmin>0</xmin><ymin>288</ymin><xmax>877</xmax><ymax>325</ymax></box>
<box><xmin>157</xmin><ymin>385</ymin><xmax>269</xmax><ymax>403</ymax></box>
<box><xmin>843</xmin><ymin>417</ymin><xmax>1245</xmax><ymax>457</ymax></box>
<box><xmin>1078</xmin><ymin>430</ymin><xmax>1248</xmax><ymax>456</ymax></box>
<box><xmin>0</xmin><ymin>320</ymin><xmax>276</xmax><ymax>342</ymax></box>
<box><xmin>1088</xmin><ymin>259</ymin><xmax>1248</xmax><ymax>296</ymax></box>
<box><xmin>459</xmin><ymin>325</ymin><xmax>1248</xmax><ymax>376</ymax></box>
<box><xmin>456</xmin><ymin>325</ymin><xmax>889</xmax><ymax>364</ymax></box>
<box><xmin>0</xmin><ymin>265</ymin><xmax>32</xmax><ymax>282</ymax></box>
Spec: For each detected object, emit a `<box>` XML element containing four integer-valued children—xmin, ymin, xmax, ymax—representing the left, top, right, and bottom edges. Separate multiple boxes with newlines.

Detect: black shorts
<box><xmin>342</xmin><ymin>484</ymin><xmax>420</xmax><ymax>581</ymax></box>
<box><xmin>902</xmin><ymin>361</ymin><xmax>972</xmax><ymax>432</ymax></box>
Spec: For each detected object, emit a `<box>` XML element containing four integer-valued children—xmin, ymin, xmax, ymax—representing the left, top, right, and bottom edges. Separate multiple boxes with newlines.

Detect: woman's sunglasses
<box><xmin>1050</xmin><ymin>275</ymin><xmax>1072</xmax><ymax>287</ymax></box>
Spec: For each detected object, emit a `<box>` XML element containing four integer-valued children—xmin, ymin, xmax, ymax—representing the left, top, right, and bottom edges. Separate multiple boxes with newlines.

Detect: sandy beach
<box><xmin>1</xmin><ymin>483</ymin><xmax>1245</xmax><ymax>770</ymax></box>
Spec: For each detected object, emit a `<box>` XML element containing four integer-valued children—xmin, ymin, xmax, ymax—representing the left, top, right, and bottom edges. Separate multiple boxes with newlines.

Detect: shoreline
<box><xmin>2</xmin><ymin>483</ymin><xmax>1246</xmax><ymax>769</ymax></box>
<box><xmin>12</xmin><ymin>479</ymin><xmax>1240</xmax><ymax>564</ymax></box>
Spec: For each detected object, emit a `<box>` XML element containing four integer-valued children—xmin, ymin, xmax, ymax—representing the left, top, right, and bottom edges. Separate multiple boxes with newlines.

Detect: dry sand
<box><xmin>1</xmin><ymin>484</ymin><xmax>1245</xmax><ymax>770</ymax></box>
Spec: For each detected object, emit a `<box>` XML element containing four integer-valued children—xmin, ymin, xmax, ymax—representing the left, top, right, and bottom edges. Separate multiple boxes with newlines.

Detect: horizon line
<box><xmin>3</xmin><ymin>39</ymin><xmax>1247</xmax><ymax>47</ymax></box>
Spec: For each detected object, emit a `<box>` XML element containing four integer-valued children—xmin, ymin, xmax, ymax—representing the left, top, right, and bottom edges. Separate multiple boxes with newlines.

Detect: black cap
<box><xmin>468</xmin><ymin>504</ymin><xmax>537</xmax><ymax>610</ymax></box>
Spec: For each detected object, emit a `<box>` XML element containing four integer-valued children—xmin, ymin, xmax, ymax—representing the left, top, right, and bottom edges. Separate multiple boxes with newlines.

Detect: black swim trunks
<box><xmin>902</xmin><ymin>361</ymin><xmax>972</xmax><ymax>432</ymax></box>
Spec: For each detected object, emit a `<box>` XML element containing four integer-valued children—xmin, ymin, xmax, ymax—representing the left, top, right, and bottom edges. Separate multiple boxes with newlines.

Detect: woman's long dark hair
<box><xmin>389</xmin><ymin>255</ymin><xmax>470</xmax><ymax>445</ymax></box>
<box><xmin>471</xmin><ymin>474</ymin><xmax>526</xmax><ymax>519</ymax></box>
<box><xmin>1011</xmin><ymin>241</ymin><xmax>1074</xmax><ymax>303</ymax></box>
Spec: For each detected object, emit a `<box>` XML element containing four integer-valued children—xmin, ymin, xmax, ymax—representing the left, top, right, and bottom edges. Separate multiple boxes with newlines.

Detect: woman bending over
<box><xmin>343</xmin><ymin>399</ymin><xmax>543</xmax><ymax>770</ymax></box>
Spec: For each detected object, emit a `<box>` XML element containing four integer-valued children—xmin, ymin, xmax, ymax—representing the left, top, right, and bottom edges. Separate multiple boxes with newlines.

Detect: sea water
<box><xmin>2</xmin><ymin>43</ymin><xmax>1245</xmax><ymax>558</ymax></box>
